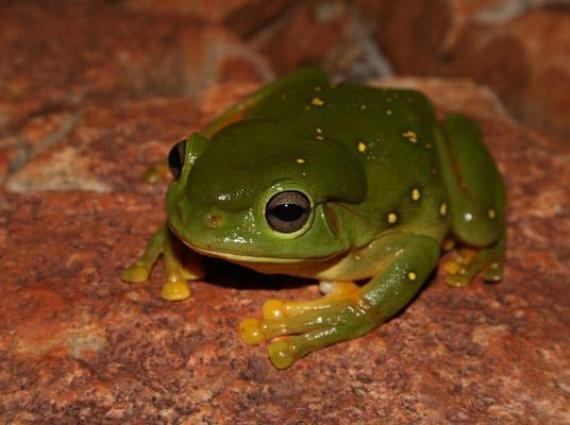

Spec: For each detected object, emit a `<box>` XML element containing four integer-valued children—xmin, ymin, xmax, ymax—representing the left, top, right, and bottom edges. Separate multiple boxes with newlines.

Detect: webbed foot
<box><xmin>121</xmin><ymin>263</ymin><xmax>152</xmax><ymax>283</ymax></box>
<box><xmin>239</xmin><ymin>281</ymin><xmax>375</xmax><ymax>369</ymax></box>
<box><xmin>443</xmin><ymin>242</ymin><xmax>505</xmax><ymax>287</ymax></box>
<box><xmin>161</xmin><ymin>279</ymin><xmax>192</xmax><ymax>301</ymax></box>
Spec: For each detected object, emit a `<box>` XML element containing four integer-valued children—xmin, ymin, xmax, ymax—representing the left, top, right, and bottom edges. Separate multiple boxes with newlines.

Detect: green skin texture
<box><xmin>123</xmin><ymin>68</ymin><xmax>506</xmax><ymax>369</ymax></box>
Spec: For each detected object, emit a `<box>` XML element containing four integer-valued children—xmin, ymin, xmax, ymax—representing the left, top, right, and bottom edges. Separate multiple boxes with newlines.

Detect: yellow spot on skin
<box><xmin>411</xmin><ymin>188</ymin><xmax>421</xmax><ymax>201</ymax></box>
<box><xmin>387</xmin><ymin>212</ymin><xmax>398</xmax><ymax>224</ymax></box>
<box><xmin>360</xmin><ymin>104</ymin><xmax>367</xmax><ymax>110</ymax></box>
<box><xmin>408</xmin><ymin>272</ymin><xmax>417</xmax><ymax>281</ymax></box>
<box><xmin>488</xmin><ymin>209</ymin><xmax>496</xmax><ymax>219</ymax></box>
<box><xmin>402</xmin><ymin>130</ymin><xmax>418</xmax><ymax>144</ymax></box>
<box><xmin>440</xmin><ymin>203</ymin><xmax>448</xmax><ymax>216</ymax></box>
<box><xmin>357</xmin><ymin>141</ymin><xmax>368</xmax><ymax>153</ymax></box>
<box><xmin>386</xmin><ymin>109</ymin><xmax>393</xmax><ymax>116</ymax></box>
<box><xmin>314</xmin><ymin>86</ymin><xmax>322</xmax><ymax>92</ymax></box>
<box><xmin>296</xmin><ymin>158</ymin><xmax>305</xmax><ymax>164</ymax></box>
<box><xmin>311</xmin><ymin>97</ymin><xmax>325</xmax><ymax>107</ymax></box>
<box><xmin>315</xmin><ymin>127</ymin><xmax>324</xmax><ymax>140</ymax></box>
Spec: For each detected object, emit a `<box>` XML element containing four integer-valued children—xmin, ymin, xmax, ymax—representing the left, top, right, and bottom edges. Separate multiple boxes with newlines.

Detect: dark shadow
<box><xmin>200</xmin><ymin>256</ymin><xmax>315</xmax><ymax>291</ymax></box>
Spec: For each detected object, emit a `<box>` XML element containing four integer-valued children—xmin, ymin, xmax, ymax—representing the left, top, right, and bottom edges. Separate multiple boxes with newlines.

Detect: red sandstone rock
<box><xmin>0</xmin><ymin>1</ymin><xmax>270</xmax><ymax>181</ymax></box>
<box><xmin>356</xmin><ymin>0</ymin><xmax>570</xmax><ymax>142</ymax></box>
<box><xmin>249</xmin><ymin>1</ymin><xmax>350</xmax><ymax>74</ymax></box>
<box><xmin>120</xmin><ymin>0</ymin><xmax>256</xmax><ymax>22</ymax></box>
<box><xmin>224</xmin><ymin>0</ymin><xmax>298</xmax><ymax>38</ymax></box>
<box><xmin>4</xmin><ymin>98</ymin><xmax>201</xmax><ymax>193</ymax></box>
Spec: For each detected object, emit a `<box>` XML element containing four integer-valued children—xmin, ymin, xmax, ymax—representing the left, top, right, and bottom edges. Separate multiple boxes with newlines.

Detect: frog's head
<box><xmin>165</xmin><ymin>120</ymin><xmax>367</xmax><ymax>264</ymax></box>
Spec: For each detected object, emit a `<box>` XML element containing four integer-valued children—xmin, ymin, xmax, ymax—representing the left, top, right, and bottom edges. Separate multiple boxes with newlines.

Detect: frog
<box><xmin>122</xmin><ymin>68</ymin><xmax>506</xmax><ymax>369</ymax></box>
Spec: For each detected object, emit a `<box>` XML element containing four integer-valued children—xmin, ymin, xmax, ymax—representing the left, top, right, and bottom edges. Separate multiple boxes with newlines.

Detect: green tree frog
<box><xmin>122</xmin><ymin>68</ymin><xmax>506</xmax><ymax>369</ymax></box>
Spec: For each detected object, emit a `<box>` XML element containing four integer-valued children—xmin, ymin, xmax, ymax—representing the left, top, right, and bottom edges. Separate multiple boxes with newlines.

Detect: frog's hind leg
<box><xmin>239</xmin><ymin>233</ymin><xmax>441</xmax><ymax>369</ymax></box>
<box><xmin>261</xmin><ymin>281</ymin><xmax>361</xmax><ymax>320</ymax></box>
<box><xmin>239</xmin><ymin>281</ymin><xmax>361</xmax><ymax>347</ymax></box>
<box><xmin>435</xmin><ymin>113</ymin><xmax>506</xmax><ymax>286</ymax></box>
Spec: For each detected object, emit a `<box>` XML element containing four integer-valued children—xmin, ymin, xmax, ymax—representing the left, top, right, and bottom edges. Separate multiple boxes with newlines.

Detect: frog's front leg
<box><xmin>239</xmin><ymin>233</ymin><xmax>440</xmax><ymax>369</ymax></box>
<box><xmin>121</xmin><ymin>224</ymin><xmax>205</xmax><ymax>301</ymax></box>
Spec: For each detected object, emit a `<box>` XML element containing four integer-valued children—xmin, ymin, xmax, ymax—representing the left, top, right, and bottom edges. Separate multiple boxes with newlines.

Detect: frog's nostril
<box><xmin>206</xmin><ymin>214</ymin><xmax>223</xmax><ymax>229</ymax></box>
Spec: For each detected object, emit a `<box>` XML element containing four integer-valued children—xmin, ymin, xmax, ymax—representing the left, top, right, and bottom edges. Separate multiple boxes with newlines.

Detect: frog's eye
<box><xmin>265</xmin><ymin>191</ymin><xmax>311</xmax><ymax>233</ymax></box>
<box><xmin>168</xmin><ymin>140</ymin><xmax>186</xmax><ymax>179</ymax></box>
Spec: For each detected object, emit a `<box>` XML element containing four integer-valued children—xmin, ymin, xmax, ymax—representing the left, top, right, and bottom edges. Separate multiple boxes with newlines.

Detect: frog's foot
<box><xmin>160</xmin><ymin>246</ymin><xmax>205</xmax><ymax>301</ymax></box>
<box><xmin>239</xmin><ymin>281</ymin><xmax>375</xmax><ymax>369</ymax></box>
<box><xmin>443</xmin><ymin>245</ymin><xmax>505</xmax><ymax>287</ymax></box>
<box><xmin>122</xmin><ymin>225</ymin><xmax>169</xmax><ymax>284</ymax></box>
<box><xmin>121</xmin><ymin>262</ymin><xmax>153</xmax><ymax>283</ymax></box>
<box><xmin>161</xmin><ymin>281</ymin><xmax>190</xmax><ymax>301</ymax></box>
<box><xmin>160</xmin><ymin>267</ymin><xmax>204</xmax><ymax>301</ymax></box>
<box><xmin>123</xmin><ymin>257</ymin><xmax>204</xmax><ymax>301</ymax></box>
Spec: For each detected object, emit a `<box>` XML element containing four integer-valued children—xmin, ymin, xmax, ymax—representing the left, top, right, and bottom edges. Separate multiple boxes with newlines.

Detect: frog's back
<box><xmin>244</xmin><ymin>73</ymin><xmax>449</xmax><ymax>242</ymax></box>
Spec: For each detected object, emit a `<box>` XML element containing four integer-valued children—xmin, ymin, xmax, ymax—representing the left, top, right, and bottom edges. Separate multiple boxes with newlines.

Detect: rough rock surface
<box><xmin>0</xmin><ymin>1</ymin><xmax>271</xmax><ymax>182</ymax></box>
<box><xmin>1</xmin><ymin>1</ymin><xmax>569</xmax><ymax>424</ymax></box>
<box><xmin>355</xmin><ymin>0</ymin><xmax>570</xmax><ymax>142</ymax></box>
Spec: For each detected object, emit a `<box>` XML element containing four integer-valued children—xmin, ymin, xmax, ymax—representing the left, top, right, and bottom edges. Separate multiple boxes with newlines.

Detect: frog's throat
<box><xmin>184</xmin><ymin>241</ymin><xmax>333</xmax><ymax>264</ymax></box>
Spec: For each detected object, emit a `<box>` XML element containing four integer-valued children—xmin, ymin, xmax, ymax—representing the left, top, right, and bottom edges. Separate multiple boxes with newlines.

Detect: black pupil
<box><xmin>168</xmin><ymin>140</ymin><xmax>185</xmax><ymax>179</ymax></box>
<box><xmin>273</xmin><ymin>203</ymin><xmax>305</xmax><ymax>222</ymax></box>
<box><xmin>266</xmin><ymin>190</ymin><xmax>311</xmax><ymax>233</ymax></box>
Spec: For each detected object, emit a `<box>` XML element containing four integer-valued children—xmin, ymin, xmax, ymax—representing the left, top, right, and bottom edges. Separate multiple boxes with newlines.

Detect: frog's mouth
<box><xmin>184</xmin><ymin>239</ymin><xmax>346</xmax><ymax>278</ymax></box>
<box><xmin>179</xmin><ymin>233</ymin><xmax>343</xmax><ymax>267</ymax></box>
<box><xmin>186</xmin><ymin>242</ymin><xmax>316</xmax><ymax>264</ymax></box>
